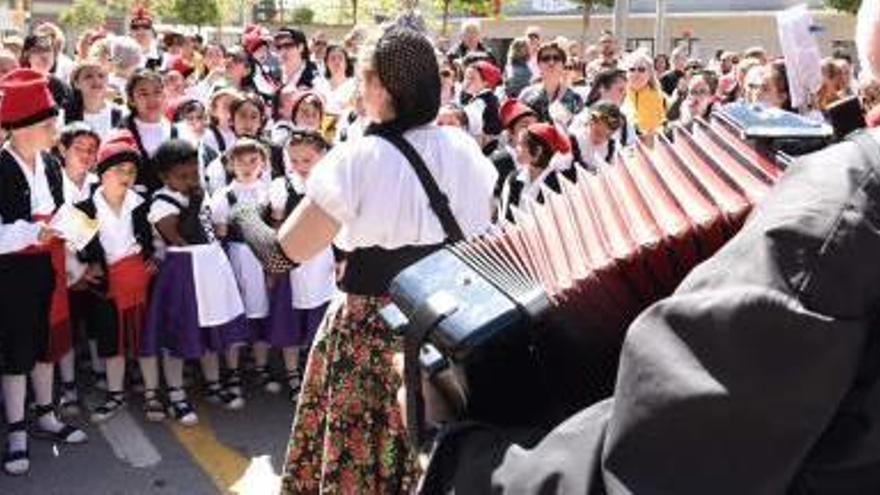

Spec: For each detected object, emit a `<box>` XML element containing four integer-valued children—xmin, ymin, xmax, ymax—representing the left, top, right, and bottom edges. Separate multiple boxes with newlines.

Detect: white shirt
<box><xmin>62</xmin><ymin>171</ymin><xmax>98</xmax><ymax>204</ymax></box>
<box><xmin>210</xmin><ymin>180</ymin><xmax>268</xmax><ymax>226</ymax></box>
<box><xmin>270</xmin><ymin>172</ymin><xmax>336</xmax><ymax>308</ymax></box>
<box><xmin>323</xmin><ymin>78</ymin><xmax>357</xmax><ymax>116</ymax></box>
<box><xmin>463</xmin><ymin>90</ymin><xmax>489</xmax><ymax>138</ymax></box>
<box><xmin>202</xmin><ymin>126</ymin><xmax>236</xmax><ymax>154</ymax></box>
<box><xmin>307</xmin><ymin>124</ymin><xmax>497</xmax><ymax>251</ymax></box>
<box><xmin>94</xmin><ymin>188</ymin><xmax>144</xmax><ymax>264</ymax></box>
<box><xmin>0</xmin><ymin>145</ymin><xmax>55</xmax><ymax>254</ymax></box>
<box><xmin>134</xmin><ymin>119</ymin><xmax>172</xmax><ymax>157</ymax></box>
<box><xmin>83</xmin><ymin>105</ymin><xmax>120</xmax><ymax>140</ymax></box>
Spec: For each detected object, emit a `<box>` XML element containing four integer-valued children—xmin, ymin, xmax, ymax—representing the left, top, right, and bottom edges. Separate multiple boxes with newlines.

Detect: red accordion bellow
<box><xmin>469</xmin><ymin>119</ymin><xmax>785</xmax><ymax>339</ymax></box>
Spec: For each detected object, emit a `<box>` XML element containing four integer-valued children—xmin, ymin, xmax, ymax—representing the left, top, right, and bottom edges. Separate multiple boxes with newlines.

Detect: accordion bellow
<box><xmin>387</xmin><ymin>117</ymin><xmax>786</xmax><ymax>431</ymax></box>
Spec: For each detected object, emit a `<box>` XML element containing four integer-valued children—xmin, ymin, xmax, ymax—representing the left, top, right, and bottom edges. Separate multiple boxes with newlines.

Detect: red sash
<box><xmin>108</xmin><ymin>254</ymin><xmax>151</xmax><ymax>355</ymax></box>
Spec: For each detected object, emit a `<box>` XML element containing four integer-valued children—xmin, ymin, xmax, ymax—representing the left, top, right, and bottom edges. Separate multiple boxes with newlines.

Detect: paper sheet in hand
<box><xmin>776</xmin><ymin>4</ymin><xmax>823</xmax><ymax>110</ymax></box>
<box><xmin>50</xmin><ymin>203</ymin><xmax>99</xmax><ymax>251</ymax></box>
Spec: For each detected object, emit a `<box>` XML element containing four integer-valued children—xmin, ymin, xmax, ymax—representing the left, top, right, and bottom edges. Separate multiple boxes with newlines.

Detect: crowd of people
<box><xmin>0</xmin><ymin>3</ymin><xmax>876</xmax><ymax>493</ymax></box>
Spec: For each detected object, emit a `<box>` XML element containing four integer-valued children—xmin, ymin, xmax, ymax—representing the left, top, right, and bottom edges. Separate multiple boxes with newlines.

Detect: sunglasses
<box><xmin>539</xmin><ymin>54</ymin><xmax>564</xmax><ymax>64</ymax></box>
<box><xmin>628</xmin><ymin>66</ymin><xmax>649</xmax><ymax>73</ymax></box>
<box><xmin>527</xmin><ymin>33</ymin><xmax>540</xmax><ymax>40</ymax></box>
<box><xmin>275</xmin><ymin>42</ymin><xmax>298</xmax><ymax>51</ymax></box>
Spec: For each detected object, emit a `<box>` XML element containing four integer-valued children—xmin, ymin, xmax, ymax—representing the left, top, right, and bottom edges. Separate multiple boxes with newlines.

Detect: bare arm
<box><xmin>277</xmin><ymin>198</ymin><xmax>340</xmax><ymax>264</ymax></box>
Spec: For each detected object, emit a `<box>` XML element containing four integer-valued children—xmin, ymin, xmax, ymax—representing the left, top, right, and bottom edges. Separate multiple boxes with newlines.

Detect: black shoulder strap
<box><xmin>369</xmin><ymin>129</ymin><xmax>465</xmax><ymax>242</ymax></box>
<box><xmin>569</xmin><ymin>134</ymin><xmax>584</xmax><ymax>167</ymax></box>
<box><xmin>126</xmin><ymin>118</ymin><xmax>150</xmax><ymax>159</ymax></box>
<box><xmin>226</xmin><ymin>190</ymin><xmax>237</xmax><ymax>207</ymax></box>
<box><xmin>270</xmin><ymin>144</ymin><xmax>285</xmax><ymax>179</ymax></box>
<box><xmin>211</xmin><ymin>125</ymin><xmax>226</xmax><ymax>153</ymax></box>
<box><xmin>170</xmin><ymin>125</ymin><xmax>179</xmax><ymax>140</ymax></box>
<box><xmin>75</xmin><ymin>197</ymin><xmax>97</xmax><ymax>218</ymax></box>
<box><xmin>606</xmin><ymin>138</ymin><xmax>617</xmax><ymax>163</ymax></box>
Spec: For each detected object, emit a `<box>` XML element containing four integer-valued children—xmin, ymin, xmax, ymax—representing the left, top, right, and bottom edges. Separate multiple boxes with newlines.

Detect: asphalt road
<box><xmin>0</xmin><ymin>373</ymin><xmax>295</xmax><ymax>495</ymax></box>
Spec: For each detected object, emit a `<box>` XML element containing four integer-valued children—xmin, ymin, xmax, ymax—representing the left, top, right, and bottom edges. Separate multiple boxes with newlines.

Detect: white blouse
<box><xmin>210</xmin><ymin>180</ymin><xmax>268</xmax><ymax>226</ymax></box>
<box><xmin>134</xmin><ymin>119</ymin><xmax>172</xmax><ymax>157</ymax></box>
<box><xmin>83</xmin><ymin>105</ymin><xmax>121</xmax><ymax>140</ymax></box>
<box><xmin>94</xmin><ymin>188</ymin><xmax>144</xmax><ymax>264</ymax></box>
<box><xmin>306</xmin><ymin>124</ymin><xmax>497</xmax><ymax>251</ymax></box>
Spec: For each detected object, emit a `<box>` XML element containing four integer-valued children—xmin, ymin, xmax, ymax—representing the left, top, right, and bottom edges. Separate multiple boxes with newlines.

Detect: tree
<box><xmin>824</xmin><ymin>0</ymin><xmax>860</xmax><ymax>14</ymax></box>
<box><xmin>572</xmin><ymin>0</ymin><xmax>615</xmax><ymax>46</ymax></box>
<box><xmin>60</xmin><ymin>0</ymin><xmax>107</xmax><ymax>35</ymax></box>
<box><xmin>434</xmin><ymin>0</ymin><xmax>493</xmax><ymax>36</ymax></box>
<box><xmin>290</xmin><ymin>6</ymin><xmax>315</xmax><ymax>24</ymax></box>
<box><xmin>162</xmin><ymin>0</ymin><xmax>221</xmax><ymax>29</ymax></box>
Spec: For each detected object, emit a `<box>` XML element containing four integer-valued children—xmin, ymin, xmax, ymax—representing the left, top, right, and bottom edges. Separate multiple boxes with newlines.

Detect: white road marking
<box><xmin>97</xmin><ymin>410</ymin><xmax>162</xmax><ymax>468</ymax></box>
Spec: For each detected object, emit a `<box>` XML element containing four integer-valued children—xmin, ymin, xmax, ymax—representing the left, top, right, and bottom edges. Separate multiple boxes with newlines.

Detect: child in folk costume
<box><xmin>267</xmin><ymin>129</ymin><xmax>335</xmax><ymax>399</ymax></box>
<box><xmin>123</xmin><ymin>69</ymin><xmax>178</xmax><ymax>194</ymax></box>
<box><xmin>0</xmin><ymin>68</ymin><xmax>87</xmax><ymax>476</ymax></box>
<box><xmin>461</xmin><ymin>60</ymin><xmax>503</xmax><ymax>152</ymax></box>
<box><xmin>202</xmin><ymin>88</ymin><xmax>239</xmax><ymax>156</ymax></box>
<box><xmin>144</xmin><ymin>139</ymin><xmax>248</xmax><ymax>425</ymax></box>
<box><xmin>498</xmin><ymin>122</ymin><xmax>574</xmax><ymax>222</ymax></box>
<box><xmin>73</xmin><ymin>130</ymin><xmax>164</xmax><ymax>423</ymax></box>
<box><xmin>209</xmin><ymin>138</ymin><xmax>273</xmax><ymax>406</ymax></box>
<box><xmin>57</xmin><ymin>122</ymin><xmax>101</xmax><ymax>416</ymax></box>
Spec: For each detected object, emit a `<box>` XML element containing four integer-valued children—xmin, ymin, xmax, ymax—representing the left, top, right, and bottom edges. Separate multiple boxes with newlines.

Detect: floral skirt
<box><xmin>280</xmin><ymin>294</ymin><xmax>420</xmax><ymax>494</ymax></box>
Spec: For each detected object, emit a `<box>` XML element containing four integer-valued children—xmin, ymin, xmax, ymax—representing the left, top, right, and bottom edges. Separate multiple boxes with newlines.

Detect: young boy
<box><xmin>0</xmin><ymin>68</ymin><xmax>87</xmax><ymax>476</ymax></box>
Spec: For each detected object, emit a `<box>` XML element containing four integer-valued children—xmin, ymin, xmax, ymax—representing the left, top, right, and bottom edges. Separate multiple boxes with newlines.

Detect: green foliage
<box><xmin>161</xmin><ymin>0</ymin><xmax>222</xmax><ymax>27</ymax></box>
<box><xmin>434</xmin><ymin>0</ymin><xmax>494</xmax><ymax>35</ymax></box>
<box><xmin>60</xmin><ymin>0</ymin><xmax>107</xmax><ymax>33</ymax></box>
<box><xmin>824</xmin><ymin>0</ymin><xmax>860</xmax><ymax>14</ymax></box>
<box><xmin>290</xmin><ymin>6</ymin><xmax>315</xmax><ymax>24</ymax></box>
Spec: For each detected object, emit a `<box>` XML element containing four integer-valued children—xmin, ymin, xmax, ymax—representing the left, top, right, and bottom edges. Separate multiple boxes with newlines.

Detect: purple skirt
<box><xmin>267</xmin><ymin>276</ymin><xmax>329</xmax><ymax>348</ymax></box>
<box><xmin>143</xmin><ymin>250</ymin><xmax>248</xmax><ymax>359</ymax></box>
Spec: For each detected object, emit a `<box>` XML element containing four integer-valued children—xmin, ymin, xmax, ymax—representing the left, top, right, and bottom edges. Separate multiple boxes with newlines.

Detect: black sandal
<box><xmin>3</xmin><ymin>421</ymin><xmax>29</xmax><ymax>476</ymax></box>
<box><xmin>143</xmin><ymin>389</ymin><xmax>166</xmax><ymax>422</ymax></box>
<box><xmin>90</xmin><ymin>391</ymin><xmax>126</xmax><ymax>423</ymax></box>
<box><xmin>255</xmin><ymin>367</ymin><xmax>282</xmax><ymax>394</ymax></box>
<box><xmin>222</xmin><ymin>371</ymin><xmax>246</xmax><ymax>411</ymax></box>
<box><xmin>166</xmin><ymin>388</ymin><xmax>198</xmax><ymax>426</ymax></box>
<box><xmin>59</xmin><ymin>381</ymin><xmax>81</xmax><ymax>417</ymax></box>
<box><xmin>31</xmin><ymin>404</ymin><xmax>87</xmax><ymax>444</ymax></box>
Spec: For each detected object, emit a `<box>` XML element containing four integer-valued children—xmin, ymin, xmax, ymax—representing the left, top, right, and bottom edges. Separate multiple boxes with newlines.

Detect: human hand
<box><xmin>37</xmin><ymin>225</ymin><xmax>59</xmax><ymax>245</ymax></box>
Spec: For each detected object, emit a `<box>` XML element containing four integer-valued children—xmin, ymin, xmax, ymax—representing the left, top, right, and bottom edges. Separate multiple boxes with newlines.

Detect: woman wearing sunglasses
<box><xmin>518</xmin><ymin>42</ymin><xmax>584</xmax><ymax>125</ymax></box>
<box><xmin>621</xmin><ymin>49</ymin><xmax>666</xmax><ymax>137</ymax></box>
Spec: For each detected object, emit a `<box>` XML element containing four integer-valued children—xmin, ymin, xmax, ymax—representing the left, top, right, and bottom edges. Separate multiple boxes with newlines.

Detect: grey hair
<box><xmin>110</xmin><ymin>36</ymin><xmax>144</xmax><ymax>72</ymax></box>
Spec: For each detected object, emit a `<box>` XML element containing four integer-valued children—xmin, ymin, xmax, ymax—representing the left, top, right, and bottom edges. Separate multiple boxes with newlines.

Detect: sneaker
<box><xmin>90</xmin><ymin>392</ymin><xmax>126</xmax><ymax>423</ymax></box>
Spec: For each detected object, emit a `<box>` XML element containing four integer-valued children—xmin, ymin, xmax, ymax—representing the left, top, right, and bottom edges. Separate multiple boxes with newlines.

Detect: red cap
<box><xmin>96</xmin><ymin>129</ymin><xmax>141</xmax><ymax>175</ymax></box>
<box><xmin>499</xmin><ymin>99</ymin><xmax>536</xmax><ymax>130</ymax></box>
<box><xmin>472</xmin><ymin>60</ymin><xmax>502</xmax><ymax>88</ymax></box>
<box><xmin>0</xmin><ymin>68</ymin><xmax>57</xmax><ymax>130</ymax></box>
<box><xmin>527</xmin><ymin>122</ymin><xmax>571</xmax><ymax>154</ymax></box>
<box><xmin>129</xmin><ymin>6</ymin><xmax>153</xmax><ymax>30</ymax></box>
<box><xmin>243</xmin><ymin>32</ymin><xmax>269</xmax><ymax>56</ymax></box>
<box><xmin>167</xmin><ymin>56</ymin><xmax>194</xmax><ymax>79</ymax></box>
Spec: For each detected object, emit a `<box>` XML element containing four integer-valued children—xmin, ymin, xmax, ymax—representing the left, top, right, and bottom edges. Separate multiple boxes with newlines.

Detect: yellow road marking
<box><xmin>169</xmin><ymin>413</ymin><xmax>250</xmax><ymax>494</ymax></box>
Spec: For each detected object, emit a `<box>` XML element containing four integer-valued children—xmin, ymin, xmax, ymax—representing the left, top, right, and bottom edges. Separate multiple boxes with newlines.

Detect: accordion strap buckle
<box><xmin>404</xmin><ymin>291</ymin><xmax>459</xmax><ymax>449</ymax></box>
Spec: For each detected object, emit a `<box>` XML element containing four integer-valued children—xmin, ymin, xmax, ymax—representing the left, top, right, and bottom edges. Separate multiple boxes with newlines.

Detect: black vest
<box><xmin>499</xmin><ymin>165</ymin><xmax>578</xmax><ymax>223</ymax></box>
<box><xmin>151</xmin><ymin>193</ymin><xmax>213</xmax><ymax>245</ymax></box>
<box><xmin>0</xmin><ymin>149</ymin><xmax>65</xmax><ymax>225</ymax></box>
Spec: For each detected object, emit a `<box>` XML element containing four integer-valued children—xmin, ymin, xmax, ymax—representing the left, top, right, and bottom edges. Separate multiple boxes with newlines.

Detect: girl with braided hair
<box><xmin>276</xmin><ymin>26</ymin><xmax>497</xmax><ymax>493</ymax></box>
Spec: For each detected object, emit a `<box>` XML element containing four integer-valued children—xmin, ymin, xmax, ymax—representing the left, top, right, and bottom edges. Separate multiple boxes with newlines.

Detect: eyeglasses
<box><xmin>628</xmin><ymin>66</ymin><xmax>649</xmax><ymax>73</ymax></box>
<box><xmin>688</xmin><ymin>88</ymin><xmax>711</xmax><ymax>97</ymax></box>
<box><xmin>539</xmin><ymin>54</ymin><xmax>563</xmax><ymax>64</ymax></box>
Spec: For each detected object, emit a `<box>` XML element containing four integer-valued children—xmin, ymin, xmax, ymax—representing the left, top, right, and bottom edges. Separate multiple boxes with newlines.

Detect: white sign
<box><xmin>776</xmin><ymin>4</ymin><xmax>823</xmax><ymax>110</ymax></box>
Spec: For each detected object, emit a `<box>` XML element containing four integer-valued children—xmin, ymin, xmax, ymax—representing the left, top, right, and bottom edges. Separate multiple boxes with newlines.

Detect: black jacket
<box><xmin>423</xmin><ymin>130</ymin><xmax>880</xmax><ymax>494</ymax></box>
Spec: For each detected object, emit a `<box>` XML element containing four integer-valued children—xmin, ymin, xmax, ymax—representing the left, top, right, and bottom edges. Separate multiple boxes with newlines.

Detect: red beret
<box><xmin>499</xmin><ymin>98</ymin><xmax>537</xmax><ymax>130</ymax></box>
<box><xmin>527</xmin><ymin>122</ymin><xmax>571</xmax><ymax>154</ymax></box>
<box><xmin>0</xmin><ymin>68</ymin><xmax>58</xmax><ymax>130</ymax></box>
<box><xmin>472</xmin><ymin>60</ymin><xmax>502</xmax><ymax>88</ymax></box>
<box><xmin>129</xmin><ymin>6</ymin><xmax>153</xmax><ymax>30</ymax></box>
<box><xmin>96</xmin><ymin>129</ymin><xmax>141</xmax><ymax>175</ymax></box>
<box><xmin>243</xmin><ymin>32</ymin><xmax>269</xmax><ymax>56</ymax></box>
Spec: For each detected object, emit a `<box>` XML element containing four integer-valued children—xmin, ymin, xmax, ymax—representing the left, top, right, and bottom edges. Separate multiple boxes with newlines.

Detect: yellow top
<box><xmin>623</xmin><ymin>86</ymin><xmax>667</xmax><ymax>135</ymax></box>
